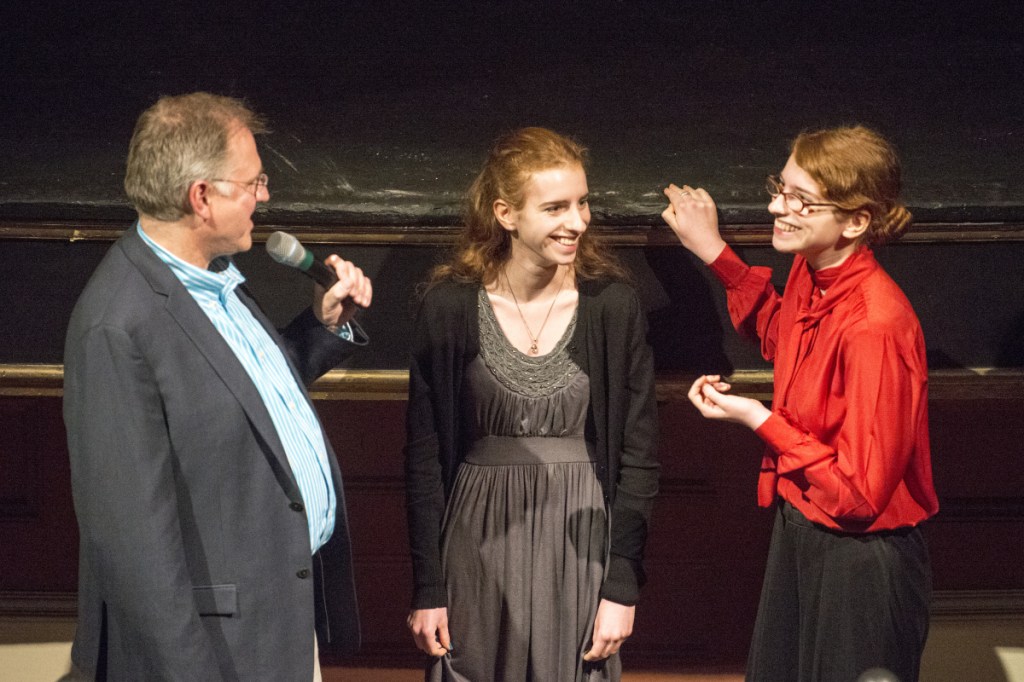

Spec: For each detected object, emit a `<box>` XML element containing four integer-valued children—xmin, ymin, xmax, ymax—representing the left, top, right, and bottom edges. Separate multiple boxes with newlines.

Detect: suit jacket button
<box><xmin>290</xmin><ymin>502</ymin><xmax>304</xmax><ymax>512</ymax></box>
<box><xmin>297</xmin><ymin>568</ymin><xmax>310</xmax><ymax>579</ymax></box>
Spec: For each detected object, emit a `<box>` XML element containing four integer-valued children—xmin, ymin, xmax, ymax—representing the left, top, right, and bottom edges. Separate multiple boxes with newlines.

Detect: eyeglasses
<box><xmin>209</xmin><ymin>172</ymin><xmax>269</xmax><ymax>197</ymax></box>
<box><xmin>765</xmin><ymin>175</ymin><xmax>837</xmax><ymax>215</ymax></box>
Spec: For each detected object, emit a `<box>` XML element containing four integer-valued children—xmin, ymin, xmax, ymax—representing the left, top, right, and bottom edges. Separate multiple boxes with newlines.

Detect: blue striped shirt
<box><xmin>139</xmin><ymin>224</ymin><xmax>337</xmax><ymax>553</ymax></box>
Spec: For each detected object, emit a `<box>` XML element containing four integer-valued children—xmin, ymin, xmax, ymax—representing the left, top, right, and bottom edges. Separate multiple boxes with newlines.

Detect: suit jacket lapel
<box><xmin>118</xmin><ymin>227</ymin><xmax>304</xmax><ymax>502</ymax></box>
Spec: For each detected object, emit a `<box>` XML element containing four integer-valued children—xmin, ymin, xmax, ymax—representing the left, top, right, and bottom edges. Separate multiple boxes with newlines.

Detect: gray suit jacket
<box><xmin>63</xmin><ymin>226</ymin><xmax>360</xmax><ymax>680</ymax></box>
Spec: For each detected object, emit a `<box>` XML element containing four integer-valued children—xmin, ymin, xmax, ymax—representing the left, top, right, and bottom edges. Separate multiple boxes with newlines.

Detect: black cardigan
<box><xmin>404</xmin><ymin>278</ymin><xmax>660</xmax><ymax>609</ymax></box>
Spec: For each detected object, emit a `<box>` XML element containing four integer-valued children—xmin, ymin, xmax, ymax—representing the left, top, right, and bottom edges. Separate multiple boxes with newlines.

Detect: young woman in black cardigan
<box><xmin>405</xmin><ymin>127</ymin><xmax>659</xmax><ymax>681</ymax></box>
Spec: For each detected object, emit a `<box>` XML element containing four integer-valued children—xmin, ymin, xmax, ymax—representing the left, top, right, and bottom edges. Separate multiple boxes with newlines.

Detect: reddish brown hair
<box><xmin>792</xmin><ymin>125</ymin><xmax>912</xmax><ymax>245</ymax></box>
<box><xmin>431</xmin><ymin>127</ymin><xmax>627</xmax><ymax>285</ymax></box>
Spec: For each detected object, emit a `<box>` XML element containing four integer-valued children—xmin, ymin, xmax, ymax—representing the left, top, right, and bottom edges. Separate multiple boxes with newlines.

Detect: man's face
<box><xmin>201</xmin><ymin>124</ymin><xmax>268</xmax><ymax>261</ymax></box>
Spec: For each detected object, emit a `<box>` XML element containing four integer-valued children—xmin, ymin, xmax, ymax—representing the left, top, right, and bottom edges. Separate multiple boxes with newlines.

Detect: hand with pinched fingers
<box><xmin>688</xmin><ymin>374</ymin><xmax>772</xmax><ymax>430</ymax></box>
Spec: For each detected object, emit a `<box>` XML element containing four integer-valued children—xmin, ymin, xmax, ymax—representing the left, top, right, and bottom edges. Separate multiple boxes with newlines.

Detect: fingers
<box><xmin>688</xmin><ymin>374</ymin><xmax>721</xmax><ymax>399</ymax></box>
<box><xmin>660</xmin><ymin>183</ymin><xmax>725</xmax><ymax>263</ymax></box>
<box><xmin>406</xmin><ymin>609</ymin><xmax>452</xmax><ymax>657</ymax></box>
<box><xmin>582</xmin><ymin>634</ymin><xmax>621</xmax><ymax>661</ymax></box>
<box><xmin>325</xmin><ymin>254</ymin><xmax>373</xmax><ymax>308</ymax></box>
<box><xmin>437</xmin><ymin>621</ymin><xmax>452</xmax><ymax>653</ymax></box>
<box><xmin>583</xmin><ymin>599</ymin><xmax>633</xmax><ymax>661</ymax></box>
<box><xmin>688</xmin><ymin>374</ymin><xmax>732</xmax><ymax>419</ymax></box>
<box><xmin>664</xmin><ymin>183</ymin><xmax>713</xmax><ymax>207</ymax></box>
<box><xmin>660</xmin><ymin>204</ymin><xmax>679</xmax><ymax>230</ymax></box>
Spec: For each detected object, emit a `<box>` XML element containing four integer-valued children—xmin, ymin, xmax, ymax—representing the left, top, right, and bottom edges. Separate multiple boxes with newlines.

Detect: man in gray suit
<box><xmin>63</xmin><ymin>92</ymin><xmax>369</xmax><ymax>680</ymax></box>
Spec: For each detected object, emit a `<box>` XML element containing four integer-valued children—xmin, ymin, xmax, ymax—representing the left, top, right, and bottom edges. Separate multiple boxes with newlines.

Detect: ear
<box><xmin>493</xmin><ymin>198</ymin><xmax>517</xmax><ymax>232</ymax></box>
<box><xmin>188</xmin><ymin>180</ymin><xmax>215</xmax><ymax>220</ymax></box>
<box><xmin>841</xmin><ymin>208</ymin><xmax>871</xmax><ymax>241</ymax></box>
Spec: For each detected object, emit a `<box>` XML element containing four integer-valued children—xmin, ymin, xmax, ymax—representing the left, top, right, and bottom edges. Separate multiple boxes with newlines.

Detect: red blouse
<box><xmin>709</xmin><ymin>245</ymin><xmax>939</xmax><ymax>532</ymax></box>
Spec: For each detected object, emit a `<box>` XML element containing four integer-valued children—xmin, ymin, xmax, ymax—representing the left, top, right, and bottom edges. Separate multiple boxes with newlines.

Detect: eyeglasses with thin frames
<box><xmin>209</xmin><ymin>172</ymin><xmax>269</xmax><ymax>198</ymax></box>
<box><xmin>765</xmin><ymin>175</ymin><xmax>838</xmax><ymax>215</ymax></box>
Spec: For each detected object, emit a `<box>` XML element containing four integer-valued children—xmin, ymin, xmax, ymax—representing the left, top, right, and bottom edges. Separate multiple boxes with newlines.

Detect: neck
<box><xmin>805</xmin><ymin>241</ymin><xmax>860</xmax><ymax>271</ymax></box>
<box><xmin>138</xmin><ymin>214</ymin><xmax>212</xmax><ymax>269</ymax></box>
<box><xmin>502</xmin><ymin>261</ymin><xmax>571</xmax><ymax>301</ymax></box>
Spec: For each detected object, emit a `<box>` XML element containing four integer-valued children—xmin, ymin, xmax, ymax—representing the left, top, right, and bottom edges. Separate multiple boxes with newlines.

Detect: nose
<box><xmin>567</xmin><ymin>203</ymin><xmax>589</xmax><ymax>232</ymax></box>
<box><xmin>768</xmin><ymin>191</ymin><xmax>787</xmax><ymax>216</ymax></box>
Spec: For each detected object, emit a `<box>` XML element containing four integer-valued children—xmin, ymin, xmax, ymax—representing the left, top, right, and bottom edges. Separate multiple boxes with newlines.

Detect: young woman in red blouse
<box><xmin>661</xmin><ymin>125</ymin><xmax>939</xmax><ymax>682</ymax></box>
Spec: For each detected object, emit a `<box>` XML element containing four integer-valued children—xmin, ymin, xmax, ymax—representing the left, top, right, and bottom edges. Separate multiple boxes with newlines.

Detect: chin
<box><xmin>771</xmin><ymin>234</ymin><xmax>798</xmax><ymax>254</ymax></box>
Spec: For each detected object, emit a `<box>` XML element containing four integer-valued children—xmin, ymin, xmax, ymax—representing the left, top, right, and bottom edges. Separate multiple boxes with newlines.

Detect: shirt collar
<box><xmin>137</xmin><ymin>222</ymin><xmax>245</xmax><ymax>302</ymax></box>
<box><xmin>796</xmin><ymin>246</ymin><xmax>878</xmax><ymax>325</ymax></box>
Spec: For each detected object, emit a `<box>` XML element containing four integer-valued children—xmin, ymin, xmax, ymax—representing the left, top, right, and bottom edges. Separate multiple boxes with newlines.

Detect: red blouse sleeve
<box><xmin>754</xmin><ymin>325</ymin><xmax>928</xmax><ymax>523</ymax></box>
<box><xmin>708</xmin><ymin>245</ymin><xmax>782</xmax><ymax>361</ymax></box>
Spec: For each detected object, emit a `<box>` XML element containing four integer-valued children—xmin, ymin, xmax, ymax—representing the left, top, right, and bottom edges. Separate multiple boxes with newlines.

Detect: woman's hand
<box><xmin>688</xmin><ymin>375</ymin><xmax>772</xmax><ymax>430</ymax></box>
<box><xmin>407</xmin><ymin>607</ymin><xmax>451</xmax><ymax>657</ymax></box>
<box><xmin>661</xmin><ymin>184</ymin><xmax>727</xmax><ymax>264</ymax></box>
<box><xmin>582</xmin><ymin>599</ymin><xmax>635</xmax><ymax>661</ymax></box>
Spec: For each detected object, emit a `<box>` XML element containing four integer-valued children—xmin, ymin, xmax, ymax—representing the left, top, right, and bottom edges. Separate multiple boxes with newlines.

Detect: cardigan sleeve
<box><xmin>755</xmin><ymin>325</ymin><xmax>928</xmax><ymax>524</ymax></box>
<box><xmin>708</xmin><ymin>245</ymin><xmax>783</xmax><ymax>362</ymax></box>
<box><xmin>403</xmin><ymin>292</ymin><xmax>451</xmax><ymax>609</ymax></box>
<box><xmin>599</xmin><ymin>287</ymin><xmax>660</xmax><ymax>605</ymax></box>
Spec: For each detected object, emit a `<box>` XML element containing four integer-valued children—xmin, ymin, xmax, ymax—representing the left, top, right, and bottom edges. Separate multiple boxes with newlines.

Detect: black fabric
<box><xmin>746</xmin><ymin>501</ymin><xmax>932</xmax><ymax>682</ymax></box>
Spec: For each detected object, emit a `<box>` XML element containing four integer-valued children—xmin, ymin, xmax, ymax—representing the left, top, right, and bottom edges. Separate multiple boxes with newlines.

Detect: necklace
<box><xmin>504</xmin><ymin>267</ymin><xmax>569</xmax><ymax>355</ymax></box>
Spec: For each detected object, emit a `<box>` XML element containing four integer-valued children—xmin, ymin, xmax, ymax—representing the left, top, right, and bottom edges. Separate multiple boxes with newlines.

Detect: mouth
<box><xmin>774</xmin><ymin>221</ymin><xmax>800</xmax><ymax>234</ymax></box>
<box><xmin>552</xmin><ymin>235</ymin><xmax>579</xmax><ymax>246</ymax></box>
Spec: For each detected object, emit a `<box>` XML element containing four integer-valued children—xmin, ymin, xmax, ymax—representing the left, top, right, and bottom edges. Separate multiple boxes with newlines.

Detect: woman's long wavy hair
<box><xmin>792</xmin><ymin>125</ymin><xmax>912</xmax><ymax>245</ymax></box>
<box><xmin>430</xmin><ymin>127</ymin><xmax>628</xmax><ymax>286</ymax></box>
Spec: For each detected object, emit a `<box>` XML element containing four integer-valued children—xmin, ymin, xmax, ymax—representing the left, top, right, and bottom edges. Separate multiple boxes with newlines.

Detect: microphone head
<box><xmin>266</xmin><ymin>231</ymin><xmax>306</xmax><ymax>267</ymax></box>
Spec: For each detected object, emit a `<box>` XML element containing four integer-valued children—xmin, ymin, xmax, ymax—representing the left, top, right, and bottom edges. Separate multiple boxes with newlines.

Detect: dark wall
<box><xmin>3</xmin><ymin>236</ymin><xmax>1022</xmax><ymax>370</ymax></box>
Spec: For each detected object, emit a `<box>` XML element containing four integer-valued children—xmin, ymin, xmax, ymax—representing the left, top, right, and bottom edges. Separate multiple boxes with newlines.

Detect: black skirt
<box><xmin>746</xmin><ymin>500</ymin><xmax>932</xmax><ymax>682</ymax></box>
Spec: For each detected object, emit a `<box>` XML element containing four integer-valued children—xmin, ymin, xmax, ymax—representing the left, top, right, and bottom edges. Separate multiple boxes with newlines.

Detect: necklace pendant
<box><xmin>528</xmin><ymin>342</ymin><xmax>538</xmax><ymax>355</ymax></box>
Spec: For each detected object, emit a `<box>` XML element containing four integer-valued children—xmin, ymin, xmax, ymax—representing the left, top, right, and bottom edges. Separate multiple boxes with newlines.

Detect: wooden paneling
<box><xmin>0</xmin><ymin>397</ymin><xmax>78</xmax><ymax>593</ymax></box>
<box><xmin>1</xmin><ymin>391</ymin><xmax>1023</xmax><ymax>667</ymax></box>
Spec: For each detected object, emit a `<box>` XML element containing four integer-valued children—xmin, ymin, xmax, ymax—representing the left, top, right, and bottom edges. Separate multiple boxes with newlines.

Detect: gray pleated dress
<box><xmin>429</xmin><ymin>288</ymin><xmax>620</xmax><ymax>681</ymax></box>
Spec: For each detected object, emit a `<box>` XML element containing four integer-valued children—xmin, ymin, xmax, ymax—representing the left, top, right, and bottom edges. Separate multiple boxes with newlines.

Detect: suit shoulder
<box><xmin>68</xmin><ymin>243</ymin><xmax>157</xmax><ymax>333</ymax></box>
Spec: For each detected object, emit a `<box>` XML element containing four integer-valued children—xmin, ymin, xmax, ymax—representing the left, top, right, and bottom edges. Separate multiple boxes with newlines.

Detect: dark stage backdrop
<box><xmin>1</xmin><ymin>2</ymin><xmax>1022</xmax><ymax>225</ymax></box>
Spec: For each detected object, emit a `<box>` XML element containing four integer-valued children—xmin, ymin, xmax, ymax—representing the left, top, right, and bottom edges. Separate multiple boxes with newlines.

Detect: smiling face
<box><xmin>769</xmin><ymin>155</ymin><xmax>867</xmax><ymax>270</ymax></box>
<box><xmin>199</xmin><ymin>123</ymin><xmax>268</xmax><ymax>262</ymax></box>
<box><xmin>496</xmin><ymin>164</ymin><xmax>590</xmax><ymax>271</ymax></box>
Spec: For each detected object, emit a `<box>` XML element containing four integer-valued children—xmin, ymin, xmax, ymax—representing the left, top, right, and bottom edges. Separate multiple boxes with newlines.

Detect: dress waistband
<box><xmin>465</xmin><ymin>435</ymin><xmax>592</xmax><ymax>466</ymax></box>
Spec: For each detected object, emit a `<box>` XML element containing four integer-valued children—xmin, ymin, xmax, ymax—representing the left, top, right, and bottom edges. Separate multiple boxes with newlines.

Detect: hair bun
<box><xmin>872</xmin><ymin>204</ymin><xmax>913</xmax><ymax>245</ymax></box>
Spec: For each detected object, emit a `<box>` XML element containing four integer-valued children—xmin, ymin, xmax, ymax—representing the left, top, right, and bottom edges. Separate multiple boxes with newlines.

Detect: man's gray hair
<box><xmin>124</xmin><ymin>92</ymin><xmax>267</xmax><ymax>221</ymax></box>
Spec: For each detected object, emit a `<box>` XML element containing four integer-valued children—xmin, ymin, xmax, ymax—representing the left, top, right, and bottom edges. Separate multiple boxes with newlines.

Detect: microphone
<box><xmin>265</xmin><ymin>231</ymin><xmax>339</xmax><ymax>289</ymax></box>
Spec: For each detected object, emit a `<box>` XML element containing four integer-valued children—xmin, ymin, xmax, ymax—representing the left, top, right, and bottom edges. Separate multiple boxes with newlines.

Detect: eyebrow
<box><xmin>779</xmin><ymin>174</ymin><xmax>822</xmax><ymax>200</ymax></box>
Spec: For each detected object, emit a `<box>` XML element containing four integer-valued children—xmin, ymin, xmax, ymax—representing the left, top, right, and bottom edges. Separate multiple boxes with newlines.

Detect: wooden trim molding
<box><xmin>2</xmin><ymin>364</ymin><xmax>1022</xmax><ymax>401</ymax></box>
<box><xmin>0</xmin><ymin>364</ymin><xmax>65</xmax><ymax>397</ymax></box>
<box><xmin>0</xmin><ymin>592</ymin><xmax>77</xmax><ymax>619</ymax></box>
<box><xmin>2</xmin><ymin>220</ymin><xmax>1024</xmax><ymax>245</ymax></box>
<box><xmin>2</xmin><ymin>589</ymin><xmax>1022</xmax><ymax>621</ymax></box>
<box><xmin>931</xmin><ymin>589</ymin><xmax>1024</xmax><ymax>620</ymax></box>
